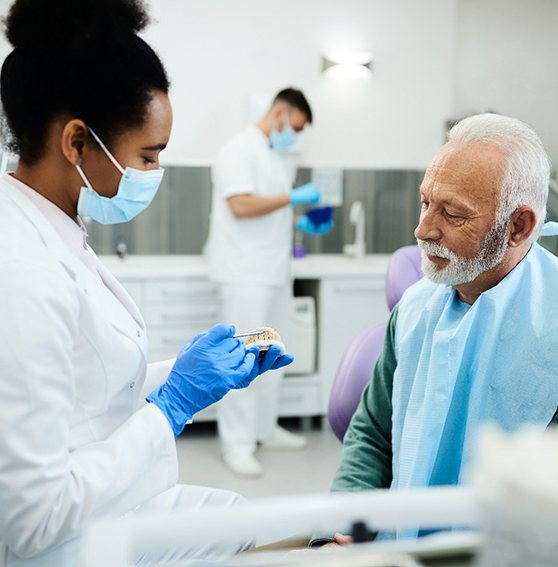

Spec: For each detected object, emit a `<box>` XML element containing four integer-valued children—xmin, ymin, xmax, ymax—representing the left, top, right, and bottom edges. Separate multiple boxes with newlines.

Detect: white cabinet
<box><xmin>144</xmin><ymin>280</ymin><xmax>219</xmax><ymax>304</ymax></box>
<box><xmin>102</xmin><ymin>254</ymin><xmax>390</xmax><ymax>419</ymax></box>
<box><xmin>143</xmin><ymin>279</ymin><xmax>221</xmax><ymax>363</ymax></box>
<box><xmin>316</xmin><ymin>277</ymin><xmax>389</xmax><ymax>414</ymax></box>
<box><xmin>278</xmin><ymin>376</ymin><xmax>322</xmax><ymax>417</ymax></box>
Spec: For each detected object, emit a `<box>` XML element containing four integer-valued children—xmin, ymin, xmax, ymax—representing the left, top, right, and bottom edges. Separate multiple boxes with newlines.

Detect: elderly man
<box><xmin>314</xmin><ymin>113</ymin><xmax>558</xmax><ymax>545</ymax></box>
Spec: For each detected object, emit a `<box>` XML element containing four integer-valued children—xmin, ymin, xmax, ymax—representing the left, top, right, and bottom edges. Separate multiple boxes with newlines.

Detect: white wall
<box><xmin>144</xmin><ymin>0</ymin><xmax>457</xmax><ymax>169</ymax></box>
<box><xmin>454</xmin><ymin>0</ymin><xmax>558</xmax><ymax>173</ymax></box>
<box><xmin>2</xmin><ymin>1</ymin><xmax>557</xmax><ymax>172</ymax></box>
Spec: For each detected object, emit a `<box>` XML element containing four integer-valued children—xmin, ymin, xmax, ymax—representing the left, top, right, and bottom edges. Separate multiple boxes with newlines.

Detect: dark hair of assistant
<box><xmin>0</xmin><ymin>0</ymin><xmax>170</xmax><ymax>165</ymax></box>
<box><xmin>274</xmin><ymin>87</ymin><xmax>313</xmax><ymax>124</ymax></box>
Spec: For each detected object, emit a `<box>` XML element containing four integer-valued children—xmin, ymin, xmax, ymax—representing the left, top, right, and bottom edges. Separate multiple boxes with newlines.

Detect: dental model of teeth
<box><xmin>242</xmin><ymin>326</ymin><xmax>285</xmax><ymax>355</ymax></box>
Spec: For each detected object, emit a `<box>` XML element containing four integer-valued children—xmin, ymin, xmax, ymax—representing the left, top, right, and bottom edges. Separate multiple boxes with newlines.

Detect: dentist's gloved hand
<box><xmin>295</xmin><ymin>214</ymin><xmax>334</xmax><ymax>235</ymax></box>
<box><xmin>146</xmin><ymin>324</ymin><xmax>257</xmax><ymax>436</ymax></box>
<box><xmin>290</xmin><ymin>182</ymin><xmax>321</xmax><ymax>206</ymax></box>
<box><xmin>246</xmin><ymin>344</ymin><xmax>294</xmax><ymax>380</ymax></box>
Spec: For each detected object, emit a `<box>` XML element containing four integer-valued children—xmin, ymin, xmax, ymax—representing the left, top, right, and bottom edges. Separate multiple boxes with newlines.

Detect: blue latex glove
<box><xmin>290</xmin><ymin>182</ymin><xmax>321</xmax><ymax>206</ymax></box>
<box><xmin>246</xmin><ymin>344</ymin><xmax>294</xmax><ymax>380</ymax></box>
<box><xmin>146</xmin><ymin>324</ymin><xmax>257</xmax><ymax>436</ymax></box>
<box><xmin>295</xmin><ymin>214</ymin><xmax>334</xmax><ymax>235</ymax></box>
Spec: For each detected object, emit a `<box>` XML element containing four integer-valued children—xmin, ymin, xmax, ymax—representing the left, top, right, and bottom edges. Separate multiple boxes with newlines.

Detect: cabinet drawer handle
<box><xmin>160</xmin><ymin>313</ymin><xmax>219</xmax><ymax>323</ymax></box>
<box><xmin>161</xmin><ymin>289</ymin><xmax>218</xmax><ymax>299</ymax></box>
<box><xmin>280</xmin><ymin>393</ymin><xmax>305</xmax><ymax>403</ymax></box>
<box><xmin>334</xmin><ymin>285</ymin><xmax>380</xmax><ymax>294</ymax></box>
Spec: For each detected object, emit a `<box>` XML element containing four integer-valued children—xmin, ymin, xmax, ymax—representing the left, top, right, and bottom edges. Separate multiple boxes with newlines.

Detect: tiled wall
<box><xmin>86</xmin><ymin>165</ymin><xmax>558</xmax><ymax>256</ymax></box>
<box><xmin>87</xmin><ymin>166</ymin><xmax>425</xmax><ymax>256</ymax></box>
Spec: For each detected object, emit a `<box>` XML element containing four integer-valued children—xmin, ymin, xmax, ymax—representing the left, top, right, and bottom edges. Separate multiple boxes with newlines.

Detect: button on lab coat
<box><xmin>0</xmin><ymin>179</ymin><xmax>178</xmax><ymax>565</ymax></box>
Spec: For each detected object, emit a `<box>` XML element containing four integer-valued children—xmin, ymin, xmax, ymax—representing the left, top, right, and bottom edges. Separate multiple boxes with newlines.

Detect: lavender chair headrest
<box><xmin>328</xmin><ymin>322</ymin><xmax>387</xmax><ymax>441</ymax></box>
<box><xmin>385</xmin><ymin>245</ymin><xmax>423</xmax><ymax>311</ymax></box>
<box><xmin>327</xmin><ymin>245</ymin><xmax>423</xmax><ymax>442</ymax></box>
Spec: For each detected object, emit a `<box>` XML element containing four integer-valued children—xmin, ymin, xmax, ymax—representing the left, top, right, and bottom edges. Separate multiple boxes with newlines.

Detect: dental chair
<box><xmin>327</xmin><ymin>245</ymin><xmax>422</xmax><ymax>441</ymax></box>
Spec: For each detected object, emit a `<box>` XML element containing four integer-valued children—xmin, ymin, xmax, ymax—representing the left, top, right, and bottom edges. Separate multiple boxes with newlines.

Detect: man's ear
<box><xmin>60</xmin><ymin>119</ymin><xmax>89</xmax><ymax>166</ymax></box>
<box><xmin>508</xmin><ymin>206</ymin><xmax>537</xmax><ymax>247</ymax></box>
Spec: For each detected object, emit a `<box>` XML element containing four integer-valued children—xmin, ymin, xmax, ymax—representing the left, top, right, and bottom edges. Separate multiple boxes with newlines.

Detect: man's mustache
<box><xmin>417</xmin><ymin>239</ymin><xmax>455</xmax><ymax>261</ymax></box>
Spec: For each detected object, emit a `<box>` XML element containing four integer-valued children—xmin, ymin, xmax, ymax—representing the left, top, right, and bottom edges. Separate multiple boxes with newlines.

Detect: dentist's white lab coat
<box><xmin>0</xmin><ymin>178</ymin><xmax>245</xmax><ymax>566</ymax></box>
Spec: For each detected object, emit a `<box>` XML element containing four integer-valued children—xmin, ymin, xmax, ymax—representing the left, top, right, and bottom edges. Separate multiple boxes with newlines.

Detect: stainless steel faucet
<box><xmin>115</xmin><ymin>239</ymin><xmax>128</xmax><ymax>259</ymax></box>
<box><xmin>343</xmin><ymin>200</ymin><xmax>366</xmax><ymax>258</ymax></box>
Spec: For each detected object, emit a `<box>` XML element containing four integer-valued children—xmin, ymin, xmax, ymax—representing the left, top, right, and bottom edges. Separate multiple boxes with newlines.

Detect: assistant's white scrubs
<box><xmin>206</xmin><ymin>124</ymin><xmax>293</xmax><ymax>455</ymax></box>
<box><xmin>0</xmin><ymin>175</ymin><xmax>249</xmax><ymax>566</ymax></box>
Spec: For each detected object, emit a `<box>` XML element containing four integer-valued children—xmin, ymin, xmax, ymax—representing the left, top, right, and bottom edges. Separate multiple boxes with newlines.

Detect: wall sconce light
<box><xmin>321</xmin><ymin>50</ymin><xmax>374</xmax><ymax>80</ymax></box>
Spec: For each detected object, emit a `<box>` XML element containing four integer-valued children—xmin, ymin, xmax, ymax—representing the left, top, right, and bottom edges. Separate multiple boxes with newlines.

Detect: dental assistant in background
<box><xmin>206</xmin><ymin>88</ymin><xmax>330</xmax><ymax>477</ymax></box>
<box><xmin>0</xmin><ymin>1</ymin><xmax>292</xmax><ymax>566</ymax></box>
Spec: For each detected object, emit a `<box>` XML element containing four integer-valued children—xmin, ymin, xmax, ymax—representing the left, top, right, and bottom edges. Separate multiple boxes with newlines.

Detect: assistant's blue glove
<box><xmin>246</xmin><ymin>344</ymin><xmax>294</xmax><ymax>380</ymax></box>
<box><xmin>147</xmin><ymin>324</ymin><xmax>257</xmax><ymax>436</ymax></box>
<box><xmin>295</xmin><ymin>214</ymin><xmax>334</xmax><ymax>235</ymax></box>
<box><xmin>290</xmin><ymin>182</ymin><xmax>321</xmax><ymax>206</ymax></box>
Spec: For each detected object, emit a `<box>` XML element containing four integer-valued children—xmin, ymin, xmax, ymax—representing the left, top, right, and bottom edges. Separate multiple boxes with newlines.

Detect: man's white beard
<box><xmin>417</xmin><ymin>222</ymin><xmax>509</xmax><ymax>286</ymax></box>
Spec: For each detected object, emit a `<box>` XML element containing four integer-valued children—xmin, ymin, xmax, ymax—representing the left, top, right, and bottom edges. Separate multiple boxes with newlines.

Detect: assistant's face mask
<box><xmin>76</xmin><ymin>128</ymin><xmax>164</xmax><ymax>224</ymax></box>
<box><xmin>270</xmin><ymin>112</ymin><xmax>297</xmax><ymax>151</ymax></box>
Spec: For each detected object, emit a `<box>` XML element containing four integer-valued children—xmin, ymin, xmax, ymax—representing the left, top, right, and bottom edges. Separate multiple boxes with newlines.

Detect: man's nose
<box><xmin>414</xmin><ymin>210</ymin><xmax>442</xmax><ymax>242</ymax></box>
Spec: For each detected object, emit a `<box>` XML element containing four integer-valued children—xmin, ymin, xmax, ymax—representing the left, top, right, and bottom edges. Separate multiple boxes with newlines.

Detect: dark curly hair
<box><xmin>1</xmin><ymin>0</ymin><xmax>170</xmax><ymax>164</ymax></box>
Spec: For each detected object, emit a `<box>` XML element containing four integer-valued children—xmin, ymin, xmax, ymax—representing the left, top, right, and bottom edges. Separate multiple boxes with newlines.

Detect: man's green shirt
<box><xmin>310</xmin><ymin>306</ymin><xmax>558</xmax><ymax>545</ymax></box>
<box><xmin>332</xmin><ymin>306</ymin><xmax>558</xmax><ymax>494</ymax></box>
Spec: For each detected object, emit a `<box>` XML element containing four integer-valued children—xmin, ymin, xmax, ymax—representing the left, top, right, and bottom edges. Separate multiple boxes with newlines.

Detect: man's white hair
<box><xmin>448</xmin><ymin>113</ymin><xmax>549</xmax><ymax>240</ymax></box>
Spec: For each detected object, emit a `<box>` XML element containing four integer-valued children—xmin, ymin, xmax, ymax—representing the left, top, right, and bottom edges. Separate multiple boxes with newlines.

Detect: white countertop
<box><xmin>98</xmin><ymin>254</ymin><xmax>391</xmax><ymax>280</ymax></box>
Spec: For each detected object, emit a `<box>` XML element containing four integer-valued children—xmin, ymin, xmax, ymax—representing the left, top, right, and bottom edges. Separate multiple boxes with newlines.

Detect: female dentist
<box><xmin>0</xmin><ymin>1</ymin><xmax>292</xmax><ymax>565</ymax></box>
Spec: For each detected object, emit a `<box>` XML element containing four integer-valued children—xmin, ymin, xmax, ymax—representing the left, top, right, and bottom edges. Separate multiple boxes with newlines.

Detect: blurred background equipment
<box><xmin>474</xmin><ymin>426</ymin><xmax>558</xmax><ymax>567</ymax></box>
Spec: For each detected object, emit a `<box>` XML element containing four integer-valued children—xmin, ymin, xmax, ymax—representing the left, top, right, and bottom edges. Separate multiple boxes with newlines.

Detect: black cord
<box><xmin>350</xmin><ymin>520</ymin><xmax>377</xmax><ymax>543</ymax></box>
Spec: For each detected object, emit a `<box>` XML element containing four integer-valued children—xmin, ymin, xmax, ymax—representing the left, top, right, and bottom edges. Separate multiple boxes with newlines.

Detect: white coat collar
<box><xmin>0</xmin><ymin>177</ymin><xmax>147</xmax><ymax>350</ymax></box>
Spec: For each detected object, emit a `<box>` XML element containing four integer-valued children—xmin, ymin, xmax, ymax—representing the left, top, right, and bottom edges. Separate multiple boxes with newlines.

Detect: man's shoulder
<box><xmin>530</xmin><ymin>242</ymin><xmax>558</xmax><ymax>270</ymax></box>
<box><xmin>218</xmin><ymin>125</ymin><xmax>262</xmax><ymax>155</ymax></box>
<box><xmin>520</xmin><ymin>244</ymin><xmax>558</xmax><ymax>299</ymax></box>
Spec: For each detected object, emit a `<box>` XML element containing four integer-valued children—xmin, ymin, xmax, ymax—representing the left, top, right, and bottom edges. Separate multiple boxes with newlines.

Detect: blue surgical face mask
<box><xmin>76</xmin><ymin>128</ymin><xmax>165</xmax><ymax>224</ymax></box>
<box><xmin>270</xmin><ymin>126</ymin><xmax>297</xmax><ymax>150</ymax></box>
<box><xmin>270</xmin><ymin>111</ymin><xmax>297</xmax><ymax>151</ymax></box>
